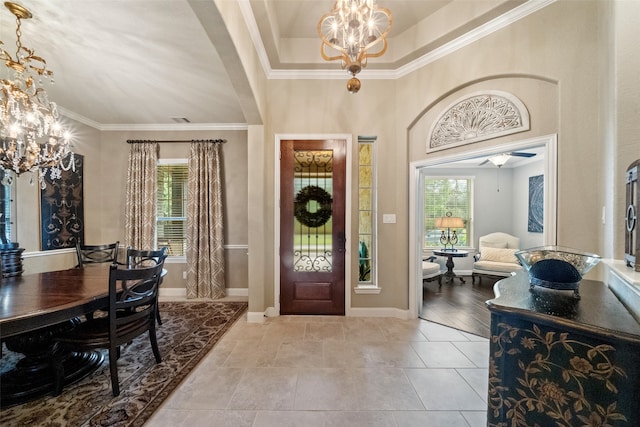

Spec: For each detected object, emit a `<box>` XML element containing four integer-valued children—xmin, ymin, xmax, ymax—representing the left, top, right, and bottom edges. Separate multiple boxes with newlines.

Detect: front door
<box><xmin>280</xmin><ymin>139</ymin><xmax>346</xmax><ymax>315</ymax></box>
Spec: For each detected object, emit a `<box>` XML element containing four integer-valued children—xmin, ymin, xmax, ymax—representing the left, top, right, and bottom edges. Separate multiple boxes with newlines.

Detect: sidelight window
<box><xmin>358</xmin><ymin>136</ymin><xmax>376</xmax><ymax>286</ymax></box>
<box><xmin>0</xmin><ymin>169</ymin><xmax>14</xmax><ymax>244</ymax></box>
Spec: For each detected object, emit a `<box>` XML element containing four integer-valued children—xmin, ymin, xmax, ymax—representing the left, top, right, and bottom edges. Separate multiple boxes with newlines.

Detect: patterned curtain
<box><xmin>186</xmin><ymin>141</ymin><xmax>225</xmax><ymax>299</ymax></box>
<box><xmin>125</xmin><ymin>142</ymin><xmax>158</xmax><ymax>250</ymax></box>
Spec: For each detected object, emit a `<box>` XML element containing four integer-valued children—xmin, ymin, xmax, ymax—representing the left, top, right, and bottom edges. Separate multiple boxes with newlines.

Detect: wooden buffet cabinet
<box><xmin>486</xmin><ymin>272</ymin><xmax>640</xmax><ymax>427</ymax></box>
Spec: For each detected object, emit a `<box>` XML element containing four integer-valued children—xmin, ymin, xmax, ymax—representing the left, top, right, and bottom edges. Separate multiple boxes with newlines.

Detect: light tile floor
<box><xmin>147</xmin><ymin>314</ymin><xmax>489</xmax><ymax>427</ymax></box>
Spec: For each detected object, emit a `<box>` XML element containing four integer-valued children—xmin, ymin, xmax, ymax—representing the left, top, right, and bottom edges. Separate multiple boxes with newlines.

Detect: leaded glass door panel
<box><xmin>280</xmin><ymin>139</ymin><xmax>346</xmax><ymax>315</ymax></box>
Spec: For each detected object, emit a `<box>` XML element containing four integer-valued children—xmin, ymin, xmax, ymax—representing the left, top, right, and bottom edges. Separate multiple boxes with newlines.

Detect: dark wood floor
<box><xmin>420</xmin><ymin>276</ymin><xmax>498</xmax><ymax>338</ymax></box>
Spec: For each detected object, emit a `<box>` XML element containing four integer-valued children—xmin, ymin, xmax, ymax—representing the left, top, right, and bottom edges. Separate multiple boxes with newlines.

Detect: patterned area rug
<box><xmin>0</xmin><ymin>301</ymin><xmax>247</xmax><ymax>427</ymax></box>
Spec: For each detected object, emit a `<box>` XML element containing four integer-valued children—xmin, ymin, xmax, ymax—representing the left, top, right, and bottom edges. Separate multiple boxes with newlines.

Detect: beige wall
<box><xmin>97</xmin><ymin>130</ymin><xmax>249</xmax><ymax>290</ymax></box>
<box><xmin>408</xmin><ymin>76</ymin><xmax>559</xmax><ymax>162</ymax></box>
<box><xmin>250</xmin><ymin>0</ymin><xmax>619</xmax><ymax>314</ymax></box>
<box><xmin>17</xmin><ymin>120</ymin><xmax>101</xmax><ymax>273</ymax></box>
<box><xmin>14</xmin><ymin>0</ymin><xmax>637</xmax><ymax>316</ymax></box>
<box><xmin>18</xmin><ymin>127</ymin><xmax>249</xmax><ymax>293</ymax></box>
<box><xmin>612</xmin><ymin>0</ymin><xmax>640</xmax><ymax>259</ymax></box>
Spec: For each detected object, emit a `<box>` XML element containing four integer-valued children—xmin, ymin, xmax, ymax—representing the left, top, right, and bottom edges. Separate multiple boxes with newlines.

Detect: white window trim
<box><xmin>422</xmin><ymin>175</ymin><xmax>475</xmax><ymax>252</ymax></box>
<box><xmin>355</xmin><ymin>136</ymin><xmax>379</xmax><ymax>294</ymax></box>
<box><xmin>157</xmin><ymin>158</ymin><xmax>188</xmax><ymax>259</ymax></box>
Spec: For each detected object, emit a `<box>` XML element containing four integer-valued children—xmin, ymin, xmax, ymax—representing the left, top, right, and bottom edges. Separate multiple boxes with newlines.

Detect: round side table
<box><xmin>433</xmin><ymin>249</ymin><xmax>469</xmax><ymax>285</ymax></box>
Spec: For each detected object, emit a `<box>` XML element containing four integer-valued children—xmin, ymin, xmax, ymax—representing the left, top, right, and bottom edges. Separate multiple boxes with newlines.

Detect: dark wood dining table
<box><xmin>0</xmin><ymin>264</ymin><xmax>116</xmax><ymax>406</ymax></box>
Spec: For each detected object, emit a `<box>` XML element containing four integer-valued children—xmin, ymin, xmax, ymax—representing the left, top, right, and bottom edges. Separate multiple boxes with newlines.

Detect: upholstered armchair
<box><xmin>423</xmin><ymin>255</ymin><xmax>442</xmax><ymax>286</ymax></box>
<box><xmin>471</xmin><ymin>232</ymin><xmax>523</xmax><ymax>284</ymax></box>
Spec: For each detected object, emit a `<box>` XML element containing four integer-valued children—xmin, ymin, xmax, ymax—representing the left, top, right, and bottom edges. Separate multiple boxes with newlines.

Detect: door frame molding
<box><xmin>274</xmin><ymin>134</ymin><xmax>353</xmax><ymax>316</ymax></box>
<box><xmin>408</xmin><ymin>134</ymin><xmax>558</xmax><ymax>319</ymax></box>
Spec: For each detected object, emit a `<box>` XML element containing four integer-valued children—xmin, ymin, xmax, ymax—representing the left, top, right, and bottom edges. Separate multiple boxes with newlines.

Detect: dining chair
<box><xmin>75</xmin><ymin>241</ymin><xmax>120</xmax><ymax>320</ymax></box>
<box><xmin>53</xmin><ymin>262</ymin><xmax>165</xmax><ymax>397</ymax></box>
<box><xmin>125</xmin><ymin>246</ymin><xmax>168</xmax><ymax>325</ymax></box>
<box><xmin>125</xmin><ymin>246</ymin><xmax>167</xmax><ymax>268</ymax></box>
<box><xmin>76</xmin><ymin>241</ymin><xmax>119</xmax><ymax>268</ymax></box>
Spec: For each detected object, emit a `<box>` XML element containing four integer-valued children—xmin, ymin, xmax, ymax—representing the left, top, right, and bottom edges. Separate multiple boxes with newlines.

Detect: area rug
<box><xmin>0</xmin><ymin>301</ymin><xmax>247</xmax><ymax>427</ymax></box>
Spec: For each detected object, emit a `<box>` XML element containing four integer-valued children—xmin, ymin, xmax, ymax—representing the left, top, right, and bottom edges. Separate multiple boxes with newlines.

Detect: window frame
<box><xmin>156</xmin><ymin>158</ymin><xmax>188</xmax><ymax>260</ymax></box>
<box><xmin>355</xmin><ymin>136</ymin><xmax>378</xmax><ymax>293</ymax></box>
<box><xmin>0</xmin><ymin>170</ymin><xmax>16</xmax><ymax>244</ymax></box>
<box><xmin>422</xmin><ymin>176</ymin><xmax>474</xmax><ymax>251</ymax></box>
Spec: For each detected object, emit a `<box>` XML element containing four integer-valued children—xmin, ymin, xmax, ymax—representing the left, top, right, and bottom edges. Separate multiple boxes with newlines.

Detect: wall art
<box><xmin>528</xmin><ymin>174</ymin><xmax>544</xmax><ymax>233</ymax></box>
<box><xmin>40</xmin><ymin>153</ymin><xmax>84</xmax><ymax>250</ymax></box>
<box><xmin>428</xmin><ymin>90</ymin><xmax>530</xmax><ymax>153</ymax></box>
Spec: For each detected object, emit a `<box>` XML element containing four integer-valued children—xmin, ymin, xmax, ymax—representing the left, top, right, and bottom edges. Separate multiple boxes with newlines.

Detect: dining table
<box><xmin>0</xmin><ymin>264</ymin><xmax>118</xmax><ymax>406</ymax></box>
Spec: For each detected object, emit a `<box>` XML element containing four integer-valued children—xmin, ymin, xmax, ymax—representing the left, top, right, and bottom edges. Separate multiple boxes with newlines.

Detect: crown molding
<box><xmin>58</xmin><ymin>0</ymin><xmax>555</xmax><ymax>129</ymax></box>
<box><xmin>58</xmin><ymin>106</ymin><xmax>103</xmax><ymax>129</ymax></box>
<box><xmin>238</xmin><ymin>0</ymin><xmax>272</xmax><ymax>78</ymax></box>
<box><xmin>98</xmin><ymin>123</ymin><xmax>249</xmax><ymax>132</ymax></box>
<box><xmin>246</xmin><ymin>0</ymin><xmax>556</xmax><ymax>80</ymax></box>
<box><xmin>395</xmin><ymin>0</ymin><xmax>557</xmax><ymax>78</ymax></box>
<box><xmin>58</xmin><ymin>106</ymin><xmax>248</xmax><ymax>132</ymax></box>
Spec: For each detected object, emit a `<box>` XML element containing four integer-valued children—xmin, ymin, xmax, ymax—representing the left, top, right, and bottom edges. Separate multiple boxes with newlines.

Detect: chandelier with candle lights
<box><xmin>318</xmin><ymin>0</ymin><xmax>392</xmax><ymax>94</ymax></box>
<box><xmin>0</xmin><ymin>1</ymin><xmax>71</xmax><ymax>184</ymax></box>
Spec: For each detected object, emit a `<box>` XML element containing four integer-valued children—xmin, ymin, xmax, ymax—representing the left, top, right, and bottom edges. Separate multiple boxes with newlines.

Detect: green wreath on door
<box><xmin>294</xmin><ymin>185</ymin><xmax>333</xmax><ymax>228</ymax></box>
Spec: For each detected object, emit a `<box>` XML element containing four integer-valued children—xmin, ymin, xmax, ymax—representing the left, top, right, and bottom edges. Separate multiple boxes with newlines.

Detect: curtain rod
<box><xmin>126</xmin><ymin>139</ymin><xmax>225</xmax><ymax>144</ymax></box>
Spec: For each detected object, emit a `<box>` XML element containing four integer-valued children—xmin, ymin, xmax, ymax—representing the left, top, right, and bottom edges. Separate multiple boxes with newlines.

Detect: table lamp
<box><xmin>435</xmin><ymin>212</ymin><xmax>465</xmax><ymax>251</ymax></box>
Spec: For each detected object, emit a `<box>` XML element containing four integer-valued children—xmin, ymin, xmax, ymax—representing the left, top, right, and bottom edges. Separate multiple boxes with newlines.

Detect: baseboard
<box><xmin>348</xmin><ymin>307</ymin><xmax>413</xmax><ymax>319</ymax></box>
<box><xmin>159</xmin><ymin>288</ymin><xmax>186</xmax><ymax>298</ymax></box>
<box><xmin>259</xmin><ymin>306</ymin><xmax>412</xmax><ymax>320</ymax></box>
<box><xmin>226</xmin><ymin>288</ymin><xmax>249</xmax><ymax>297</ymax></box>
<box><xmin>247</xmin><ymin>311</ymin><xmax>267</xmax><ymax>323</ymax></box>
<box><xmin>159</xmin><ymin>287</ymin><xmax>248</xmax><ymax>298</ymax></box>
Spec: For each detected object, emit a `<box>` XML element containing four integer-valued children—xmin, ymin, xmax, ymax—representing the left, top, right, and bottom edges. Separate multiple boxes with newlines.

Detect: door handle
<box><xmin>337</xmin><ymin>232</ymin><xmax>346</xmax><ymax>253</ymax></box>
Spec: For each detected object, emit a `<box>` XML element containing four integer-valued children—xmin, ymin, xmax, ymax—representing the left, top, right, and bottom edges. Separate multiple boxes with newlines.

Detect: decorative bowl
<box><xmin>514</xmin><ymin>246</ymin><xmax>601</xmax><ymax>298</ymax></box>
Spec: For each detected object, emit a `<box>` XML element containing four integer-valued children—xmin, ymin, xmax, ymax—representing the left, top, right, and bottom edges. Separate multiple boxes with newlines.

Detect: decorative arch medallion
<box><xmin>427</xmin><ymin>90</ymin><xmax>530</xmax><ymax>153</ymax></box>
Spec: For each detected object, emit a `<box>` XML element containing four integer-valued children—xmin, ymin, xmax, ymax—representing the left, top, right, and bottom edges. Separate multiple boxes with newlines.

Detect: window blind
<box><xmin>423</xmin><ymin>177</ymin><xmax>472</xmax><ymax>248</ymax></box>
<box><xmin>156</xmin><ymin>164</ymin><xmax>188</xmax><ymax>256</ymax></box>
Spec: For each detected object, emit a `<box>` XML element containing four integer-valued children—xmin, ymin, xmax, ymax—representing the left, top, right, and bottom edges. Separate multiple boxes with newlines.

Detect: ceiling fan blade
<box><xmin>509</xmin><ymin>152</ymin><xmax>536</xmax><ymax>158</ymax></box>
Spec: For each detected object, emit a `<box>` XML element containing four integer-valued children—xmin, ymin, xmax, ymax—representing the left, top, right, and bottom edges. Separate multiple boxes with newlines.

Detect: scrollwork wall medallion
<box><xmin>428</xmin><ymin>90</ymin><xmax>530</xmax><ymax>153</ymax></box>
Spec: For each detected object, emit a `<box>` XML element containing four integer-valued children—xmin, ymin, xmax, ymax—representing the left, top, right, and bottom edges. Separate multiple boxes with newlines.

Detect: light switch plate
<box><xmin>382</xmin><ymin>214</ymin><xmax>396</xmax><ymax>224</ymax></box>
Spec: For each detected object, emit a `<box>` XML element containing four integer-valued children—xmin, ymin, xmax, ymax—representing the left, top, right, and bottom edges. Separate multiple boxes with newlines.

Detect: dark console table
<box><xmin>486</xmin><ymin>272</ymin><xmax>640</xmax><ymax>427</ymax></box>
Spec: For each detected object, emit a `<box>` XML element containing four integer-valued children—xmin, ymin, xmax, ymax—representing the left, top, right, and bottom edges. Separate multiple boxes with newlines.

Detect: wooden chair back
<box><xmin>108</xmin><ymin>262</ymin><xmax>164</xmax><ymax>346</ymax></box>
<box><xmin>124</xmin><ymin>246</ymin><xmax>168</xmax><ymax>325</ymax></box>
<box><xmin>125</xmin><ymin>246</ymin><xmax>167</xmax><ymax>269</ymax></box>
<box><xmin>76</xmin><ymin>241</ymin><xmax>119</xmax><ymax>267</ymax></box>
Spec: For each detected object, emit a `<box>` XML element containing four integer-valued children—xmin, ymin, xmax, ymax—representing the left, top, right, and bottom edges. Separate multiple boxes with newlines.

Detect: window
<box><xmin>423</xmin><ymin>177</ymin><xmax>473</xmax><ymax>249</ymax></box>
<box><xmin>0</xmin><ymin>169</ymin><xmax>14</xmax><ymax>244</ymax></box>
<box><xmin>358</xmin><ymin>136</ymin><xmax>376</xmax><ymax>285</ymax></box>
<box><xmin>156</xmin><ymin>160</ymin><xmax>188</xmax><ymax>256</ymax></box>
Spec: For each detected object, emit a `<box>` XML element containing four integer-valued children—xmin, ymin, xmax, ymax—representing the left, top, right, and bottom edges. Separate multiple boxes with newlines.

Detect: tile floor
<box><xmin>147</xmin><ymin>311</ymin><xmax>489</xmax><ymax>427</ymax></box>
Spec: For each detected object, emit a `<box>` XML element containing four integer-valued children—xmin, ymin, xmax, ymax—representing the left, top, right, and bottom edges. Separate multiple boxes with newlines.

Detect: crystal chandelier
<box><xmin>318</xmin><ymin>0</ymin><xmax>392</xmax><ymax>94</ymax></box>
<box><xmin>0</xmin><ymin>2</ymin><xmax>71</xmax><ymax>184</ymax></box>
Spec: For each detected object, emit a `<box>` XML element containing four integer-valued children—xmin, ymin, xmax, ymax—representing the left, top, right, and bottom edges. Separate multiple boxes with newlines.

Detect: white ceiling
<box><xmin>0</xmin><ymin>0</ymin><xmax>546</xmax><ymax>129</ymax></box>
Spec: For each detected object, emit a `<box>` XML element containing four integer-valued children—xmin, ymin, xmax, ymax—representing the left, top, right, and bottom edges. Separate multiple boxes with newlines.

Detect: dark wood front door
<box><xmin>280</xmin><ymin>139</ymin><xmax>346</xmax><ymax>315</ymax></box>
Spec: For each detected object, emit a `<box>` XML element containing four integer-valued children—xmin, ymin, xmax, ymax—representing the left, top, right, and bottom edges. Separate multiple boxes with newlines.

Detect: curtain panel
<box><xmin>186</xmin><ymin>141</ymin><xmax>226</xmax><ymax>299</ymax></box>
<box><xmin>125</xmin><ymin>142</ymin><xmax>158</xmax><ymax>250</ymax></box>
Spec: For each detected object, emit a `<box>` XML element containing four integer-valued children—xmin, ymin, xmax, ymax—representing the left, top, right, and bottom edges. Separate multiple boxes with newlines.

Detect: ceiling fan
<box><xmin>479</xmin><ymin>152</ymin><xmax>537</xmax><ymax>192</ymax></box>
<box><xmin>479</xmin><ymin>152</ymin><xmax>536</xmax><ymax>167</ymax></box>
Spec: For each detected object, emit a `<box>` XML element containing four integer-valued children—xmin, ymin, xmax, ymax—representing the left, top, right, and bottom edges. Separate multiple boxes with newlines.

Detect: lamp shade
<box><xmin>436</xmin><ymin>216</ymin><xmax>464</xmax><ymax>228</ymax></box>
<box><xmin>489</xmin><ymin>154</ymin><xmax>511</xmax><ymax>167</ymax></box>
